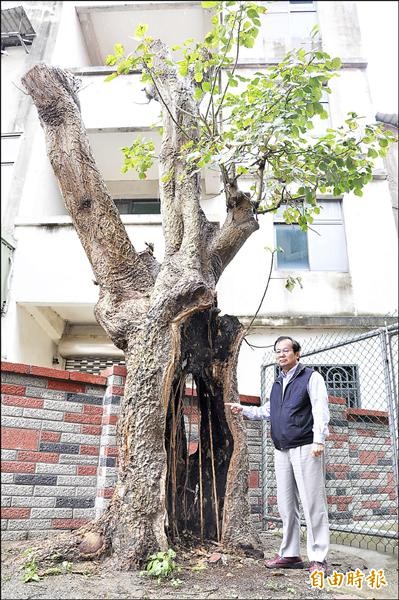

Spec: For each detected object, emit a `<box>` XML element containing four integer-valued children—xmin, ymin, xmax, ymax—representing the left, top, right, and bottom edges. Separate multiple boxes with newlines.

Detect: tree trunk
<box><xmin>21</xmin><ymin>58</ymin><xmax>261</xmax><ymax>570</ymax></box>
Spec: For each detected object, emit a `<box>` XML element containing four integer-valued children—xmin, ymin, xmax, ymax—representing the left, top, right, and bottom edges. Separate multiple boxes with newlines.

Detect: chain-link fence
<box><xmin>260</xmin><ymin>324</ymin><xmax>398</xmax><ymax>555</ymax></box>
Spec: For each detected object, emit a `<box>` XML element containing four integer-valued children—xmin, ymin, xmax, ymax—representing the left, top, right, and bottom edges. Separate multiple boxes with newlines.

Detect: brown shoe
<box><xmin>308</xmin><ymin>561</ymin><xmax>328</xmax><ymax>575</ymax></box>
<box><xmin>265</xmin><ymin>554</ymin><xmax>304</xmax><ymax>569</ymax></box>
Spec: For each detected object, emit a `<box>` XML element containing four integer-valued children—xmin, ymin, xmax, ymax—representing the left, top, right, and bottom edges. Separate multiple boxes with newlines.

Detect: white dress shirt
<box><xmin>242</xmin><ymin>363</ymin><xmax>330</xmax><ymax>444</ymax></box>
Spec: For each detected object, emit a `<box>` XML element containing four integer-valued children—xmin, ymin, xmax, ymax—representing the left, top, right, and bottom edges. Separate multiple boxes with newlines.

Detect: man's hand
<box><xmin>225</xmin><ymin>402</ymin><xmax>243</xmax><ymax>415</ymax></box>
<box><xmin>311</xmin><ymin>443</ymin><xmax>324</xmax><ymax>457</ymax></box>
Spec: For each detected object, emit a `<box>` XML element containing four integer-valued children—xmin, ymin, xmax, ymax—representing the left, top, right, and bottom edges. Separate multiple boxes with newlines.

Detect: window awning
<box><xmin>1</xmin><ymin>5</ymin><xmax>36</xmax><ymax>52</ymax></box>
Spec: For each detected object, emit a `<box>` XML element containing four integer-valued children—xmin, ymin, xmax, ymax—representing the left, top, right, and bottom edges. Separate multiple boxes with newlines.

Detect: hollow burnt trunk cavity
<box><xmin>165</xmin><ymin>309</ymin><xmax>235</xmax><ymax>544</ymax></box>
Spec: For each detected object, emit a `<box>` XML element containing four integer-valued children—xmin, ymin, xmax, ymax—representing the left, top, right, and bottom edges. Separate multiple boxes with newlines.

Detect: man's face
<box><xmin>274</xmin><ymin>339</ymin><xmax>300</xmax><ymax>372</ymax></box>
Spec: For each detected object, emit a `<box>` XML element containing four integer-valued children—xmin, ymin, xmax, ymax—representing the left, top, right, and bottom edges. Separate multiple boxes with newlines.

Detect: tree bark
<box><xmin>21</xmin><ymin>59</ymin><xmax>261</xmax><ymax>570</ymax></box>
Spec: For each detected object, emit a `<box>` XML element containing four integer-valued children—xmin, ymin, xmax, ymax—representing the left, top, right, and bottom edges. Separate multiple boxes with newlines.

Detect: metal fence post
<box><xmin>381</xmin><ymin>328</ymin><xmax>399</xmax><ymax>494</ymax></box>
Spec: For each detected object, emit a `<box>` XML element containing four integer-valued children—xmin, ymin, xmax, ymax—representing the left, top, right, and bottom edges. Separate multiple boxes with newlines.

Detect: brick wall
<box><xmin>1</xmin><ymin>362</ymin><xmax>108</xmax><ymax>540</ymax></box>
<box><xmin>324</xmin><ymin>398</ymin><xmax>397</xmax><ymax>522</ymax></box>
<box><xmin>263</xmin><ymin>396</ymin><xmax>397</xmax><ymax>526</ymax></box>
<box><xmin>1</xmin><ymin>363</ymin><xmax>263</xmax><ymax>539</ymax></box>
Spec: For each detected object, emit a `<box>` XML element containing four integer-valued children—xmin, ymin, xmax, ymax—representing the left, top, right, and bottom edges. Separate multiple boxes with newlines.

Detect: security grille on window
<box><xmin>275</xmin><ymin>364</ymin><xmax>360</xmax><ymax>407</ymax></box>
<box><xmin>274</xmin><ymin>199</ymin><xmax>349</xmax><ymax>271</ymax></box>
<box><xmin>65</xmin><ymin>357</ymin><xmax>125</xmax><ymax>375</ymax></box>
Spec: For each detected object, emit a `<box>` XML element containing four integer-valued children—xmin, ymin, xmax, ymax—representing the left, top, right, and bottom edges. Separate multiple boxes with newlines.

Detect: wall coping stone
<box><xmin>1</xmin><ymin>362</ymin><xmax>107</xmax><ymax>386</ymax></box>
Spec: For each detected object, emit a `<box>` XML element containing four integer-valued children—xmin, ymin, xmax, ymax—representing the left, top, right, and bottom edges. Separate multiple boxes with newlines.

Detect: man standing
<box><xmin>227</xmin><ymin>336</ymin><xmax>330</xmax><ymax>575</ymax></box>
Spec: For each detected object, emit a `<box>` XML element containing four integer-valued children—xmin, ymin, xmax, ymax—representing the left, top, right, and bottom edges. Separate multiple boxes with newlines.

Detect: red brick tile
<box><xmin>101</xmin><ymin>415</ymin><xmax>118</xmax><ymax>426</ymax></box>
<box><xmin>327</xmin><ymin>495</ymin><xmax>352</xmax><ymax>504</ymax></box>
<box><xmin>354</xmin><ymin>428</ymin><xmax>375</xmax><ymax>437</ymax></box>
<box><xmin>1</xmin><ymin>384</ymin><xmax>25</xmax><ymax>396</ymax></box>
<box><xmin>360</xmin><ymin>471</ymin><xmax>379</xmax><ymax>479</ymax></box>
<box><xmin>1</xmin><ymin>427</ymin><xmax>40</xmax><ymax>450</ymax></box>
<box><xmin>100</xmin><ymin>366</ymin><xmax>126</xmax><ymax>377</ymax></box>
<box><xmin>2</xmin><ymin>395</ymin><xmax>44</xmax><ymax>409</ymax></box>
<box><xmin>48</xmin><ymin>380</ymin><xmax>86</xmax><ymax>393</ymax></box>
<box><xmin>329</xmin><ymin>433</ymin><xmax>348</xmax><ymax>442</ymax></box>
<box><xmin>81</xmin><ymin>425</ymin><xmax>102</xmax><ymax>436</ymax></box>
<box><xmin>98</xmin><ymin>488</ymin><xmax>114</xmax><ymax>498</ymax></box>
<box><xmin>359</xmin><ymin>451</ymin><xmax>384</xmax><ymax>465</ymax></box>
<box><xmin>104</xmin><ymin>446</ymin><xmax>118</xmax><ymax>457</ymax></box>
<box><xmin>0</xmin><ymin>362</ymin><xmax>30</xmax><ymax>374</ymax></box>
<box><xmin>83</xmin><ymin>405</ymin><xmax>103</xmax><ymax>415</ymax></box>
<box><xmin>30</xmin><ymin>366</ymin><xmax>71</xmax><ymax>379</ymax></box>
<box><xmin>64</xmin><ymin>413</ymin><xmax>101</xmax><ymax>425</ymax></box>
<box><xmin>328</xmin><ymin>396</ymin><xmax>346</xmax><ymax>405</ymax></box>
<box><xmin>1</xmin><ymin>508</ymin><xmax>30</xmax><ymax>519</ymax></box>
<box><xmin>80</xmin><ymin>445</ymin><xmax>99</xmax><ymax>455</ymax></box>
<box><xmin>346</xmin><ymin>408</ymin><xmax>388</xmax><ymax>423</ymax></box>
<box><xmin>378</xmin><ymin>485</ymin><xmax>395</xmax><ymax>494</ymax></box>
<box><xmin>53</xmin><ymin>519</ymin><xmax>89</xmax><ymax>529</ymax></box>
<box><xmin>17</xmin><ymin>451</ymin><xmax>59</xmax><ymax>463</ymax></box>
<box><xmin>77</xmin><ymin>465</ymin><xmax>97</xmax><ymax>476</ymax></box>
<box><xmin>240</xmin><ymin>394</ymin><xmax>261</xmax><ymax>406</ymax></box>
<box><xmin>68</xmin><ymin>372</ymin><xmax>107</xmax><ymax>385</ymax></box>
<box><xmin>249</xmin><ymin>471</ymin><xmax>259</xmax><ymax>488</ymax></box>
<box><xmin>109</xmin><ymin>385</ymin><xmax>124</xmax><ymax>395</ymax></box>
<box><xmin>1</xmin><ymin>461</ymin><xmax>35</xmax><ymax>473</ymax></box>
<box><xmin>362</xmin><ymin>500</ymin><xmax>381</xmax><ymax>509</ymax></box>
<box><xmin>40</xmin><ymin>431</ymin><xmax>61</xmax><ymax>442</ymax></box>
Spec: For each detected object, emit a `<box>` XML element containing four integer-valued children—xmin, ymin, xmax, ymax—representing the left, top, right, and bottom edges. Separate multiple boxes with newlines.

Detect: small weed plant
<box><xmin>21</xmin><ymin>549</ymin><xmax>40</xmax><ymax>583</ymax></box>
<box><xmin>143</xmin><ymin>548</ymin><xmax>179</xmax><ymax>583</ymax></box>
<box><xmin>21</xmin><ymin>548</ymin><xmax>72</xmax><ymax>583</ymax></box>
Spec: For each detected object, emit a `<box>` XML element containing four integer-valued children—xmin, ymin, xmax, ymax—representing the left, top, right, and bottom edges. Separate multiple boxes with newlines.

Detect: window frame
<box><xmin>273</xmin><ymin>198</ymin><xmax>349</xmax><ymax>273</ymax></box>
<box><xmin>113</xmin><ymin>198</ymin><xmax>161</xmax><ymax>215</ymax></box>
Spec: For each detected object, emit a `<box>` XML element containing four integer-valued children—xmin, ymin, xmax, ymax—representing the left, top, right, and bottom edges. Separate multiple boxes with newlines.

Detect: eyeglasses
<box><xmin>274</xmin><ymin>349</ymin><xmax>292</xmax><ymax>355</ymax></box>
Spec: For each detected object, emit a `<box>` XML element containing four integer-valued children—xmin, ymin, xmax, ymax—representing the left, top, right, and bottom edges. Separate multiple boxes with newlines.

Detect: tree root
<box><xmin>14</xmin><ymin>515</ymin><xmax>111</xmax><ymax>570</ymax></box>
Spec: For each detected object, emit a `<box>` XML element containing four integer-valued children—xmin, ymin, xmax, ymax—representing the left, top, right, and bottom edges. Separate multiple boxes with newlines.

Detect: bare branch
<box><xmin>21</xmin><ymin>64</ymin><xmax>155</xmax><ymax>294</ymax></box>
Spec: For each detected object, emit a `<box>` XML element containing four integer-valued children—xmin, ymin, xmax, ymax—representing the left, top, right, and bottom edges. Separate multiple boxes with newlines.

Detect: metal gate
<box><xmin>260</xmin><ymin>324</ymin><xmax>398</xmax><ymax>554</ymax></box>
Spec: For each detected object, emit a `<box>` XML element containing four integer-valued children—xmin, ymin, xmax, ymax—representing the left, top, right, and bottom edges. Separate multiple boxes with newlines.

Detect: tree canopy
<box><xmin>105</xmin><ymin>0</ymin><xmax>396</xmax><ymax>233</ymax></box>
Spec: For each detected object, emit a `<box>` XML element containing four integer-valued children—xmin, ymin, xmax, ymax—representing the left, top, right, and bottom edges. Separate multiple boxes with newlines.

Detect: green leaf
<box><xmin>104</xmin><ymin>72</ymin><xmax>118</xmax><ymax>82</ymax></box>
<box><xmin>134</xmin><ymin>23</ymin><xmax>149</xmax><ymax>40</ymax></box>
<box><xmin>194</xmin><ymin>86</ymin><xmax>204</xmax><ymax>101</ymax></box>
<box><xmin>178</xmin><ymin>61</ymin><xmax>189</xmax><ymax>76</ymax></box>
<box><xmin>105</xmin><ymin>54</ymin><xmax>117</xmax><ymax>66</ymax></box>
<box><xmin>247</xmin><ymin>8</ymin><xmax>260</xmax><ymax>19</ymax></box>
<box><xmin>114</xmin><ymin>43</ymin><xmax>124</xmax><ymax>56</ymax></box>
<box><xmin>331</xmin><ymin>57</ymin><xmax>342</xmax><ymax>69</ymax></box>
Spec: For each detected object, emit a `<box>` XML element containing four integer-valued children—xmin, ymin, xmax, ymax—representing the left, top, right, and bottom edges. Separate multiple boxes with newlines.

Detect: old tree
<box><xmin>21</xmin><ymin>1</ymin><xmax>394</xmax><ymax>570</ymax></box>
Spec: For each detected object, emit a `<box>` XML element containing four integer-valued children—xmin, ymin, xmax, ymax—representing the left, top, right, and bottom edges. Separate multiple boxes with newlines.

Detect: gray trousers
<box><xmin>274</xmin><ymin>443</ymin><xmax>330</xmax><ymax>563</ymax></box>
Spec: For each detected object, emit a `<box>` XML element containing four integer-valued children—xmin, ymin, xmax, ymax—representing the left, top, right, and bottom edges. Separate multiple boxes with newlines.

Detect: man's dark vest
<box><xmin>269</xmin><ymin>362</ymin><xmax>314</xmax><ymax>450</ymax></box>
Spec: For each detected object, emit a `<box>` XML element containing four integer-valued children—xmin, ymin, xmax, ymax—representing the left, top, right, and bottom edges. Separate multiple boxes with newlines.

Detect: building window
<box><xmin>113</xmin><ymin>199</ymin><xmax>160</xmax><ymax>215</ymax></box>
<box><xmin>275</xmin><ymin>364</ymin><xmax>360</xmax><ymax>407</ymax></box>
<box><xmin>274</xmin><ymin>199</ymin><xmax>348</xmax><ymax>272</ymax></box>
<box><xmin>261</xmin><ymin>0</ymin><xmax>319</xmax><ymax>59</ymax></box>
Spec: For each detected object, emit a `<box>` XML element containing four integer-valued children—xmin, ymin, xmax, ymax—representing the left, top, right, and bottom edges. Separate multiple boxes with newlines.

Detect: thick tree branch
<box><xmin>210</xmin><ymin>190</ymin><xmax>259</xmax><ymax>282</ymax></box>
<box><xmin>21</xmin><ymin>64</ymin><xmax>155</xmax><ymax>295</ymax></box>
